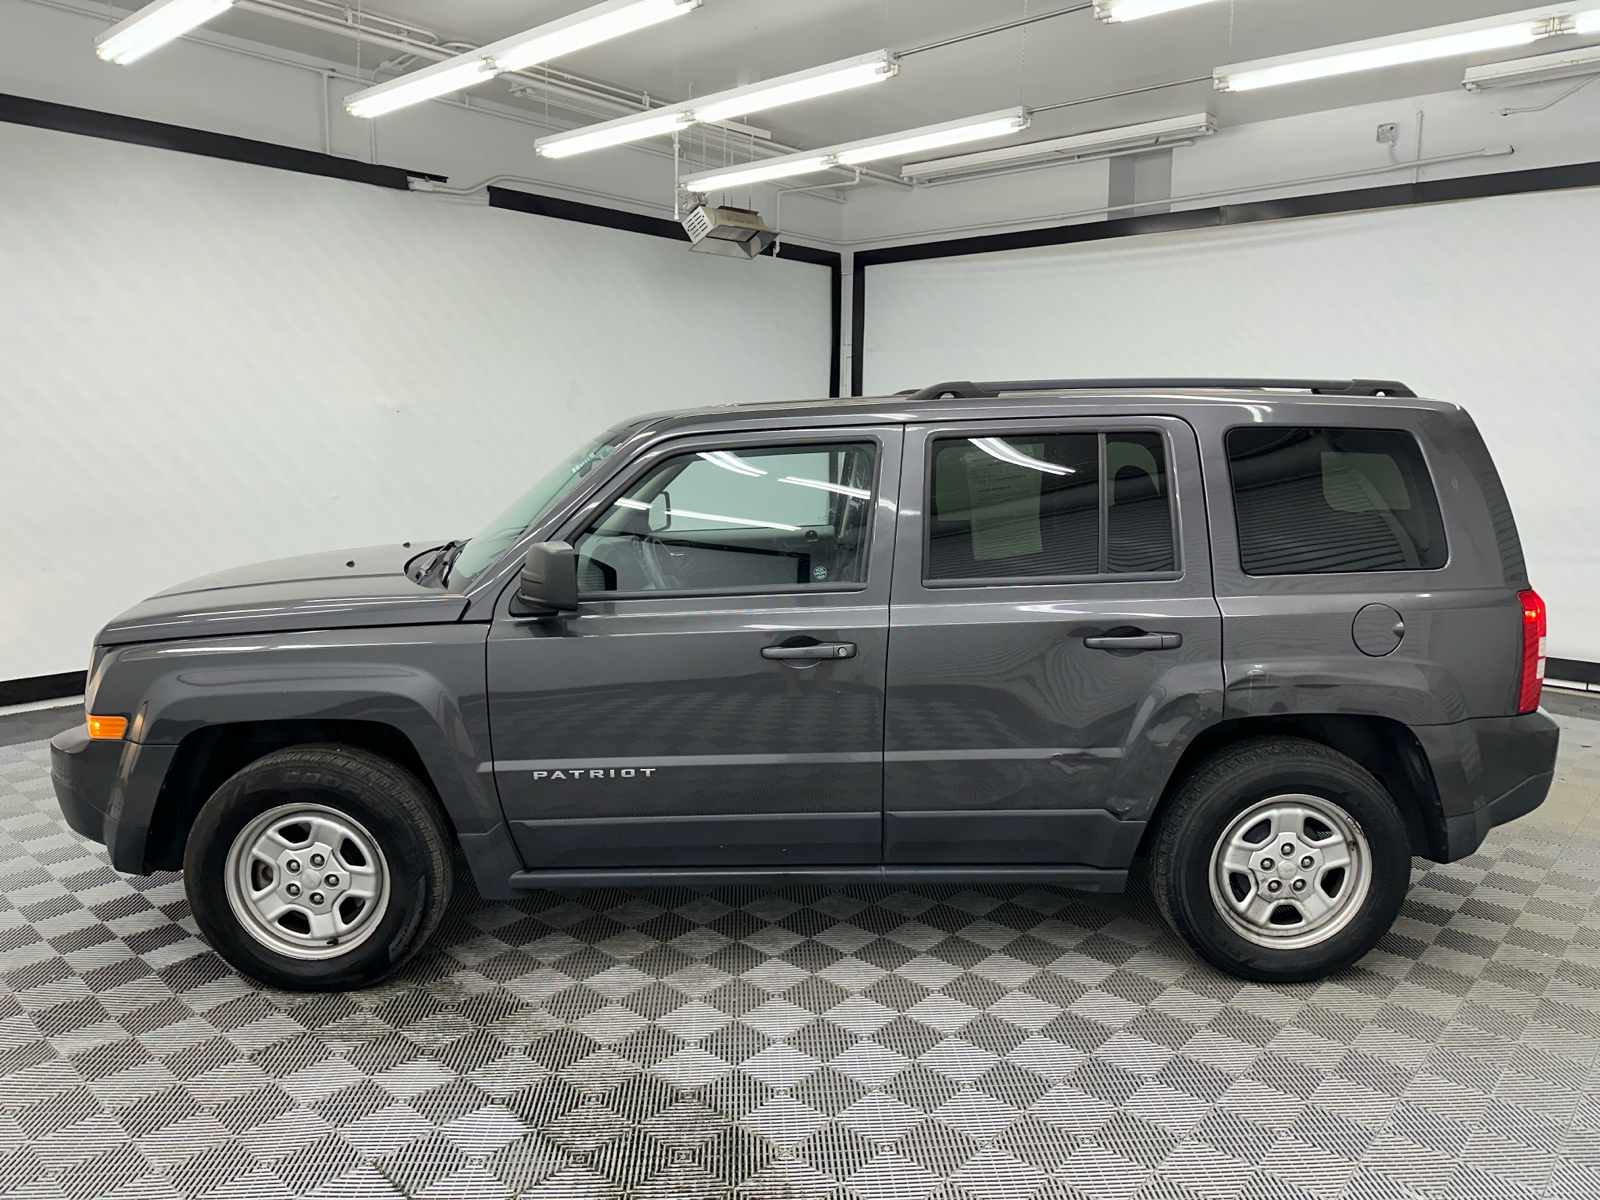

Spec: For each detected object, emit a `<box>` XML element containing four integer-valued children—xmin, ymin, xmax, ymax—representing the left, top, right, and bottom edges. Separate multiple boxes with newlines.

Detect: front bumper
<box><xmin>50</xmin><ymin>725</ymin><xmax>177</xmax><ymax>873</ymax></box>
<box><xmin>50</xmin><ymin>724</ymin><xmax>117</xmax><ymax>845</ymax></box>
<box><xmin>1414</xmin><ymin>710</ymin><xmax>1560</xmax><ymax>862</ymax></box>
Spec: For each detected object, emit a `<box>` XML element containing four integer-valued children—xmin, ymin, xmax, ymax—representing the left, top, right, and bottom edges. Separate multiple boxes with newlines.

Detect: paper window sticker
<box><xmin>966</xmin><ymin>444</ymin><xmax>1045</xmax><ymax>561</ymax></box>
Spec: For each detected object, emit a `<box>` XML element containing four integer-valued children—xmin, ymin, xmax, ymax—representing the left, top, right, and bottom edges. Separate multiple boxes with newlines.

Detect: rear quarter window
<box><xmin>1226</xmin><ymin>426</ymin><xmax>1447</xmax><ymax>575</ymax></box>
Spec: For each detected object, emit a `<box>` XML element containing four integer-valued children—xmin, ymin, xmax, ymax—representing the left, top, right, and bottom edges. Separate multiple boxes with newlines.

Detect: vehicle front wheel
<box><xmin>184</xmin><ymin>744</ymin><xmax>453</xmax><ymax>991</ymax></box>
<box><xmin>1148</xmin><ymin>736</ymin><xmax>1411</xmax><ymax>983</ymax></box>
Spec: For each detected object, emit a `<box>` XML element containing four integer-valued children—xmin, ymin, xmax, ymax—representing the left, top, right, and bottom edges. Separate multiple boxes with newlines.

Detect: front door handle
<box><xmin>1083</xmin><ymin>632</ymin><xmax>1182</xmax><ymax>651</ymax></box>
<box><xmin>763</xmin><ymin>642</ymin><xmax>857</xmax><ymax>661</ymax></box>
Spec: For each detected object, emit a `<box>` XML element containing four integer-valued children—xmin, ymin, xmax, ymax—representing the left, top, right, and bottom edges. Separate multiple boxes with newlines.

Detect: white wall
<box><xmin>0</xmin><ymin>120</ymin><xmax>831</xmax><ymax>681</ymax></box>
<box><xmin>862</xmin><ymin>188</ymin><xmax>1600</xmax><ymax>661</ymax></box>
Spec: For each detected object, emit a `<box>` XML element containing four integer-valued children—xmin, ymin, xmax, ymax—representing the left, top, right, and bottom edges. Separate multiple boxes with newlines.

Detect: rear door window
<box><xmin>1226</xmin><ymin>426</ymin><xmax>1447</xmax><ymax>575</ymax></box>
<box><xmin>926</xmin><ymin>430</ymin><xmax>1176</xmax><ymax>583</ymax></box>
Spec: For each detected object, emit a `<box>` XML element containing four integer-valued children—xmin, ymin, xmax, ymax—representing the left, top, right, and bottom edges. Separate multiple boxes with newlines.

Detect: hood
<box><xmin>99</xmin><ymin>542</ymin><xmax>470</xmax><ymax>646</ymax></box>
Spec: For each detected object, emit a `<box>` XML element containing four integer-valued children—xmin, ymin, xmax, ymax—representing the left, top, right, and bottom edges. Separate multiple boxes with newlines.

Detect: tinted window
<box><xmin>1107</xmin><ymin>432</ymin><xmax>1175</xmax><ymax>574</ymax></box>
<box><xmin>575</xmin><ymin>442</ymin><xmax>875</xmax><ymax>594</ymax></box>
<box><xmin>927</xmin><ymin>431</ymin><xmax>1175</xmax><ymax>582</ymax></box>
<box><xmin>1227</xmin><ymin>426</ymin><xmax>1447</xmax><ymax>575</ymax></box>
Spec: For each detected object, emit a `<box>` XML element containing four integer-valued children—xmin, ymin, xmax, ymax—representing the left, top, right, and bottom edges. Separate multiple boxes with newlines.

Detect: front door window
<box><xmin>575</xmin><ymin>442</ymin><xmax>876</xmax><ymax>594</ymax></box>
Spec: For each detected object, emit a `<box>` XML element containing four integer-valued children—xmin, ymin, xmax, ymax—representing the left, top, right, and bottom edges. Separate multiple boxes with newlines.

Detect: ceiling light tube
<box><xmin>536</xmin><ymin>50</ymin><xmax>897</xmax><ymax>158</ymax></box>
<box><xmin>1575</xmin><ymin>8</ymin><xmax>1600</xmax><ymax>32</ymax></box>
<box><xmin>970</xmin><ymin>438</ymin><xmax>1074</xmax><ymax>476</ymax></box>
<box><xmin>903</xmin><ymin>112</ymin><xmax>1213</xmax><ymax>179</ymax></box>
<box><xmin>1095</xmin><ymin>0</ymin><xmax>1226</xmax><ymax>22</ymax></box>
<box><xmin>490</xmin><ymin>0</ymin><xmax>699</xmax><ymax>73</ymax></box>
<box><xmin>697</xmin><ymin>451</ymin><xmax>767</xmax><ymax>476</ymax></box>
<box><xmin>1463</xmin><ymin>43</ymin><xmax>1600</xmax><ymax>88</ymax></box>
<box><xmin>683</xmin><ymin>109</ymin><xmax>1030</xmax><ymax>193</ymax></box>
<box><xmin>690</xmin><ymin>51</ymin><xmax>899</xmax><ymax>123</ymax></box>
<box><xmin>681</xmin><ymin>156</ymin><xmax>835</xmax><ymax>192</ymax></box>
<box><xmin>94</xmin><ymin>0</ymin><xmax>234</xmax><ymax>64</ymax></box>
<box><xmin>782</xmin><ymin>477</ymin><xmax>871</xmax><ymax>499</ymax></box>
<box><xmin>347</xmin><ymin>58</ymin><xmax>498</xmax><ymax>118</ymax></box>
<box><xmin>346</xmin><ymin>0</ymin><xmax>699</xmax><ymax>118</ymax></box>
<box><xmin>1213</xmin><ymin>5</ymin><xmax>1600</xmax><ymax>92</ymax></box>
<box><xmin>539</xmin><ymin>109</ymin><xmax>695</xmax><ymax>158</ymax></box>
<box><xmin>832</xmin><ymin>110</ymin><xmax>1031</xmax><ymax>165</ymax></box>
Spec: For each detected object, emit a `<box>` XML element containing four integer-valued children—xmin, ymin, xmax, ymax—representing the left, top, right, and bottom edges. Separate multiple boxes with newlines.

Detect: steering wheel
<box><xmin>636</xmin><ymin>534</ymin><xmax>686</xmax><ymax>591</ymax></box>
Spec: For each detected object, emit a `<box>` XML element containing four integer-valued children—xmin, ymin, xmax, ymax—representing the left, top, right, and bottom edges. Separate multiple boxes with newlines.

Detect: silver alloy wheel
<box><xmin>223</xmin><ymin>803</ymin><xmax>390</xmax><ymax>960</ymax></box>
<box><xmin>1208</xmin><ymin>794</ymin><xmax>1372</xmax><ymax>950</ymax></box>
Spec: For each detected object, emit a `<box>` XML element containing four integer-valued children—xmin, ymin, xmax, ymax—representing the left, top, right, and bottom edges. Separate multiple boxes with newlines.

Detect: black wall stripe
<box><xmin>0</xmin><ymin>673</ymin><xmax>88</xmax><ymax>707</ymax></box>
<box><xmin>489</xmin><ymin>187</ymin><xmax>843</xmax><ymax>399</ymax></box>
<box><xmin>1550</xmin><ymin>658</ymin><xmax>1600</xmax><ymax>687</ymax></box>
<box><xmin>849</xmin><ymin>158</ymin><xmax>1600</xmax><ymax>397</ymax></box>
<box><xmin>0</xmin><ymin>92</ymin><xmax>444</xmax><ymax>189</ymax></box>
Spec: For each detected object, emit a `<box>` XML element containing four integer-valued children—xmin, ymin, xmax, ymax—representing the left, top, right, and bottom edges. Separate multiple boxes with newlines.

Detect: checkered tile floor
<box><xmin>4</xmin><ymin>707</ymin><xmax>1600</xmax><ymax>1199</ymax></box>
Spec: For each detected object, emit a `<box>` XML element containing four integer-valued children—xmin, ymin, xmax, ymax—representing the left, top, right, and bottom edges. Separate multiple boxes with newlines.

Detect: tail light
<box><xmin>1518</xmin><ymin>589</ymin><xmax>1546</xmax><ymax>714</ymax></box>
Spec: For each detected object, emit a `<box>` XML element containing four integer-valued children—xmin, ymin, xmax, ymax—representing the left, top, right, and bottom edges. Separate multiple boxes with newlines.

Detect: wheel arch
<box><xmin>1142</xmin><ymin>713</ymin><xmax>1446</xmax><ymax>861</ymax></box>
<box><xmin>143</xmin><ymin>719</ymin><xmax>447</xmax><ymax>872</ymax></box>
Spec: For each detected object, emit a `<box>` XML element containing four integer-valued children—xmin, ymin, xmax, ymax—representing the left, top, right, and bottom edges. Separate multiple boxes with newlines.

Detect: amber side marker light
<box><xmin>87</xmin><ymin>715</ymin><xmax>128</xmax><ymax>740</ymax></box>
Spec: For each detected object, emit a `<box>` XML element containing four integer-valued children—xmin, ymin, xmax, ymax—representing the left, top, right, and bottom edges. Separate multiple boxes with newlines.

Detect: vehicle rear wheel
<box><xmin>185</xmin><ymin>744</ymin><xmax>452</xmax><ymax>991</ymax></box>
<box><xmin>1148</xmin><ymin>736</ymin><xmax>1410</xmax><ymax>983</ymax></box>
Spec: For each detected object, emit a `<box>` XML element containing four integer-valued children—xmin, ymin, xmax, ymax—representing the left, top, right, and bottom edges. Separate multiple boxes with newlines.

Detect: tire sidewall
<box><xmin>1168</xmin><ymin>750</ymin><xmax>1410</xmax><ymax>983</ymax></box>
<box><xmin>186</xmin><ymin>757</ymin><xmax>434</xmax><ymax>990</ymax></box>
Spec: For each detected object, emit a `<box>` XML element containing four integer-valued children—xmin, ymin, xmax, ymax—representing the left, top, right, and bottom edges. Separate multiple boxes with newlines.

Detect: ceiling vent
<box><xmin>683</xmin><ymin>205</ymin><xmax>778</xmax><ymax>259</ymax></box>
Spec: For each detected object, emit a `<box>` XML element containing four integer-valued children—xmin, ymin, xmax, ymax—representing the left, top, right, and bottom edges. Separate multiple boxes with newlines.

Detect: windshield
<box><xmin>449</xmin><ymin>431</ymin><xmax>627</xmax><ymax>585</ymax></box>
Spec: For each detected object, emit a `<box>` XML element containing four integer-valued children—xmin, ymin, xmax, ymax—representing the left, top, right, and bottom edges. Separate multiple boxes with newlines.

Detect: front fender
<box><xmin>89</xmin><ymin>624</ymin><xmax>509</xmax><ymax>882</ymax></box>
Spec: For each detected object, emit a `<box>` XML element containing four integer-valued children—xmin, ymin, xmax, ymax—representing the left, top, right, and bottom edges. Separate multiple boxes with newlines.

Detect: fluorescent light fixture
<box><xmin>1214</xmin><ymin>7</ymin><xmax>1588</xmax><ymax>92</ymax></box>
<box><xmin>692</xmin><ymin>52</ymin><xmax>899</xmax><ymax>123</ymax></box>
<box><xmin>1095</xmin><ymin>0</ymin><xmax>1225</xmax><ymax>22</ymax></box>
<box><xmin>669</xmin><ymin>508</ymin><xmax>799</xmax><ymax>531</ymax></box>
<box><xmin>94</xmin><ymin>0</ymin><xmax>233</xmax><ymax>64</ymax></box>
<box><xmin>1579</xmin><ymin>8</ymin><xmax>1600</xmax><ymax>32</ymax></box>
<box><xmin>540</xmin><ymin>108</ymin><xmax>694</xmax><ymax>158</ymax></box>
<box><xmin>970</xmin><ymin>438</ymin><xmax>1075</xmax><ymax>476</ymax></box>
<box><xmin>903</xmin><ymin>112</ymin><xmax>1216</xmax><ymax>180</ymax></box>
<box><xmin>1464</xmin><ymin>43</ymin><xmax>1600</xmax><ymax>88</ymax></box>
<box><xmin>537</xmin><ymin>50</ymin><xmax>897</xmax><ymax>158</ymax></box>
<box><xmin>684</xmin><ymin>157</ymin><xmax>834</xmax><ymax>192</ymax></box>
<box><xmin>347</xmin><ymin>58</ymin><xmax>497</xmax><ymax>119</ymax></box>
<box><xmin>782</xmin><ymin>477</ymin><xmax>871</xmax><ymax>499</ymax></box>
<box><xmin>697</xmin><ymin>451</ymin><xmax>767</xmax><ymax>476</ymax></box>
<box><xmin>346</xmin><ymin>0</ymin><xmax>699</xmax><ymax>118</ymax></box>
<box><xmin>491</xmin><ymin>0</ymin><xmax>699</xmax><ymax>73</ymax></box>
<box><xmin>833</xmin><ymin>111</ymin><xmax>1031</xmax><ymax>165</ymax></box>
<box><xmin>683</xmin><ymin>108</ymin><xmax>1030</xmax><ymax>193</ymax></box>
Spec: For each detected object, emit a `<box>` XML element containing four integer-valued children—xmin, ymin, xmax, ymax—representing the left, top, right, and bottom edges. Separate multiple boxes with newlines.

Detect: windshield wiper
<box><xmin>418</xmin><ymin>540</ymin><xmax>465</xmax><ymax>587</ymax></box>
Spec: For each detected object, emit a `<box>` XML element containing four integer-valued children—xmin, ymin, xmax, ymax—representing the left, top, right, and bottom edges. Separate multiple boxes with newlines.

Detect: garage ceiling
<box><xmin>205</xmin><ymin>1</ymin><xmax>1589</xmax><ymax>160</ymax></box>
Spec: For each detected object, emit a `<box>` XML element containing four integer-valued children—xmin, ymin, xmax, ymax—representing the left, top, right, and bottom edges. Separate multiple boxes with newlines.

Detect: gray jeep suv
<box><xmin>51</xmin><ymin>378</ymin><xmax>1559</xmax><ymax>991</ymax></box>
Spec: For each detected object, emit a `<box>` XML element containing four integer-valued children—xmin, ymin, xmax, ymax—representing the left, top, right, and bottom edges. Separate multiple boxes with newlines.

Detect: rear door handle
<box><xmin>1083</xmin><ymin>632</ymin><xmax>1182</xmax><ymax>651</ymax></box>
<box><xmin>763</xmin><ymin>642</ymin><xmax>857</xmax><ymax>660</ymax></box>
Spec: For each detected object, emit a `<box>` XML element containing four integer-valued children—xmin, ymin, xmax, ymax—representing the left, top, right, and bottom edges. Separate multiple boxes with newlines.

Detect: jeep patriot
<box><xmin>51</xmin><ymin>378</ymin><xmax>1559</xmax><ymax>989</ymax></box>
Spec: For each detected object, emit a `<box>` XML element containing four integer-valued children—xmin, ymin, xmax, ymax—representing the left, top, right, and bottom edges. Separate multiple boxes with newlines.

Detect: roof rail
<box><xmin>898</xmin><ymin>378</ymin><xmax>1417</xmax><ymax>402</ymax></box>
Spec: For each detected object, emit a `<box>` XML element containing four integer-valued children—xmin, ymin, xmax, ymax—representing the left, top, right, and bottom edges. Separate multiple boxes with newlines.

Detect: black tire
<box><xmin>1148</xmin><ymin>736</ymin><xmax>1411</xmax><ymax>983</ymax></box>
<box><xmin>184</xmin><ymin>744</ymin><xmax>453</xmax><ymax>991</ymax></box>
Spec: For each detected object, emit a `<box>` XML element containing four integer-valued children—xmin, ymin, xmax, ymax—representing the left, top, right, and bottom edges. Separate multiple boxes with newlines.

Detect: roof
<box><xmin>630</xmin><ymin>377</ymin><xmax>1458</xmax><ymax>435</ymax></box>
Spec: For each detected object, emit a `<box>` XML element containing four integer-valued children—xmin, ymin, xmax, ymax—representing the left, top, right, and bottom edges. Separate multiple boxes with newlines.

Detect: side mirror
<box><xmin>514</xmin><ymin>542</ymin><xmax>578</xmax><ymax>615</ymax></box>
<box><xmin>648</xmin><ymin>492</ymin><xmax>671</xmax><ymax>533</ymax></box>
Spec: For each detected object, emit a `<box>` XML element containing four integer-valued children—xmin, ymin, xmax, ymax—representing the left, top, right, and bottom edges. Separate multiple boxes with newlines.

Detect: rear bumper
<box><xmin>50</xmin><ymin>726</ymin><xmax>176</xmax><ymax>873</ymax></box>
<box><xmin>1414</xmin><ymin>710</ymin><xmax>1560</xmax><ymax>862</ymax></box>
